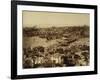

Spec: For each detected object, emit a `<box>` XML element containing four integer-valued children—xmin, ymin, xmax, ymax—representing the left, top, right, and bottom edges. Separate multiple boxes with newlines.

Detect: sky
<box><xmin>22</xmin><ymin>11</ymin><xmax>90</xmax><ymax>28</ymax></box>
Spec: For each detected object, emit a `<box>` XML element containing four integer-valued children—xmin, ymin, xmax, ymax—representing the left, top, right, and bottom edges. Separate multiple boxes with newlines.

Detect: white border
<box><xmin>17</xmin><ymin>5</ymin><xmax>94</xmax><ymax>75</ymax></box>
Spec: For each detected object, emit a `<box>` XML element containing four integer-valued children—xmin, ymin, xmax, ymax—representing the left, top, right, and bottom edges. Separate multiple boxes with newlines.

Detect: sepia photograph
<box><xmin>11</xmin><ymin>1</ymin><xmax>97</xmax><ymax>79</ymax></box>
<box><xmin>22</xmin><ymin>11</ymin><xmax>90</xmax><ymax>69</ymax></box>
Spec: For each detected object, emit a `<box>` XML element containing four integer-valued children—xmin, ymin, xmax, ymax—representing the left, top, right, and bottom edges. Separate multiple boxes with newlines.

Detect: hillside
<box><xmin>23</xmin><ymin>25</ymin><xmax>90</xmax><ymax>68</ymax></box>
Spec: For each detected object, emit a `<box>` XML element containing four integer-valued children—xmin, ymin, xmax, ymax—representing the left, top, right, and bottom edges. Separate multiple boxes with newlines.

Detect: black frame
<box><xmin>11</xmin><ymin>0</ymin><xmax>98</xmax><ymax>79</ymax></box>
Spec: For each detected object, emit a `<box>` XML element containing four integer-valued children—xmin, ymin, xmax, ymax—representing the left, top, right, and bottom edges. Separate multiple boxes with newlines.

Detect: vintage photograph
<box><xmin>11</xmin><ymin>1</ymin><xmax>97</xmax><ymax>79</ymax></box>
<box><xmin>22</xmin><ymin>11</ymin><xmax>90</xmax><ymax>69</ymax></box>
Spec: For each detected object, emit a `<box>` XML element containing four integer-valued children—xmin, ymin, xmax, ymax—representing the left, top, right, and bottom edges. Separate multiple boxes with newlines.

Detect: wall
<box><xmin>0</xmin><ymin>0</ymin><xmax>99</xmax><ymax>80</ymax></box>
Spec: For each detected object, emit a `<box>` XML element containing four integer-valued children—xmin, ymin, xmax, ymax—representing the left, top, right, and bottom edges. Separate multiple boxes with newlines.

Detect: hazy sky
<box><xmin>22</xmin><ymin>11</ymin><xmax>90</xmax><ymax>28</ymax></box>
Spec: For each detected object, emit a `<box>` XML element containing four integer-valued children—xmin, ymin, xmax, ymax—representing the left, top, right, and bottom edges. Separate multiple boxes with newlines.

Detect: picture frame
<box><xmin>11</xmin><ymin>0</ymin><xmax>97</xmax><ymax>79</ymax></box>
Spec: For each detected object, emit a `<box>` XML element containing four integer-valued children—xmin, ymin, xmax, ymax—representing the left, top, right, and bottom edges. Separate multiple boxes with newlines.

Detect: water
<box><xmin>23</xmin><ymin>36</ymin><xmax>59</xmax><ymax>48</ymax></box>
